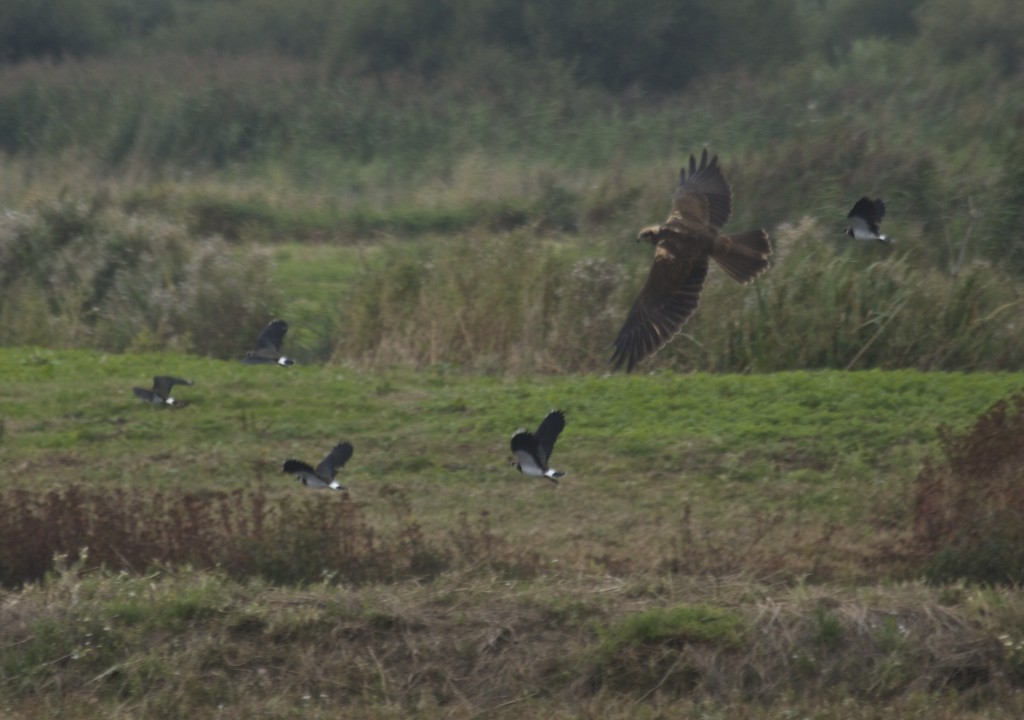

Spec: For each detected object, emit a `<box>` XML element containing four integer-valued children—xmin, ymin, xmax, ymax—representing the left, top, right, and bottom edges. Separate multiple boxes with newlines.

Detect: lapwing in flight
<box><xmin>132</xmin><ymin>376</ymin><xmax>193</xmax><ymax>407</ymax></box>
<box><xmin>845</xmin><ymin>197</ymin><xmax>890</xmax><ymax>243</ymax></box>
<box><xmin>510</xmin><ymin>410</ymin><xmax>566</xmax><ymax>483</ymax></box>
<box><xmin>283</xmin><ymin>441</ymin><xmax>353</xmax><ymax>490</ymax></box>
<box><xmin>243</xmin><ymin>319</ymin><xmax>295</xmax><ymax>366</ymax></box>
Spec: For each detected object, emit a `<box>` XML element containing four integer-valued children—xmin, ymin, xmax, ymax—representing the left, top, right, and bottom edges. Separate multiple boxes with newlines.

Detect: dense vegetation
<box><xmin>1</xmin><ymin>0</ymin><xmax>1023</xmax><ymax>372</ymax></box>
<box><xmin>2</xmin><ymin>1</ymin><xmax>1023</xmax><ymax>717</ymax></box>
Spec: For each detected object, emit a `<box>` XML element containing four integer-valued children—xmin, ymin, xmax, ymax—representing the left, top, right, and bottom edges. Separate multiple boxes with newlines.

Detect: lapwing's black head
<box><xmin>244</xmin><ymin>319</ymin><xmax>295</xmax><ymax>366</ymax></box>
<box><xmin>133</xmin><ymin>375</ymin><xmax>193</xmax><ymax>407</ymax></box>
<box><xmin>283</xmin><ymin>441</ymin><xmax>353</xmax><ymax>490</ymax></box>
<box><xmin>510</xmin><ymin>410</ymin><xmax>566</xmax><ymax>483</ymax></box>
<box><xmin>845</xmin><ymin>197</ymin><xmax>890</xmax><ymax>243</ymax></box>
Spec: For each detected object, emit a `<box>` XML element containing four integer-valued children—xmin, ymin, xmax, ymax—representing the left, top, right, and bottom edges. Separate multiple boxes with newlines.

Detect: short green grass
<box><xmin>598</xmin><ymin>604</ymin><xmax>747</xmax><ymax>654</ymax></box>
<box><xmin>1</xmin><ymin>348</ymin><xmax>1021</xmax><ymax>578</ymax></box>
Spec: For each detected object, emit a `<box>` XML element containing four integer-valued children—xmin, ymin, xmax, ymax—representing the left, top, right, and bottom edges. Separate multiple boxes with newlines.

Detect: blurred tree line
<box><xmin>1</xmin><ymin>0</ymin><xmax>1019</xmax><ymax>89</ymax></box>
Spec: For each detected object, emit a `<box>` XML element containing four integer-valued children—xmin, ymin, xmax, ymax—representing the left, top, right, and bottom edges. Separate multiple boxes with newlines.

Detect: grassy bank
<box><xmin>1</xmin><ymin>354</ymin><xmax>1023</xmax><ymax>716</ymax></box>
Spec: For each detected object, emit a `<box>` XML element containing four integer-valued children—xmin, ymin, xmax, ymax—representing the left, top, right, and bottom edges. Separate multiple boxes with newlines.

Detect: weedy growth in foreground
<box><xmin>3</xmin><ymin>564</ymin><xmax>1024</xmax><ymax>719</ymax></box>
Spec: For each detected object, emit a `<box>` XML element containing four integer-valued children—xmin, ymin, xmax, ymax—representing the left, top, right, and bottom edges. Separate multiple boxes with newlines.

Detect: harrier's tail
<box><xmin>711</xmin><ymin>229</ymin><xmax>772</xmax><ymax>284</ymax></box>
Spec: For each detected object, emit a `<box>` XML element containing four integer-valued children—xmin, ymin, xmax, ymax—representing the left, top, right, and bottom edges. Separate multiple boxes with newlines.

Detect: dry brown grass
<box><xmin>3</xmin><ymin>567</ymin><xmax>1024</xmax><ymax>718</ymax></box>
<box><xmin>914</xmin><ymin>388</ymin><xmax>1024</xmax><ymax>583</ymax></box>
<box><xmin>0</xmin><ymin>484</ymin><xmax>551</xmax><ymax>588</ymax></box>
<box><xmin>0</xmin><ymin>479</ymin><xmax>916</xmax><ymax>592</ymax></box>
<box><xmin>4</xmin><ymin>470</ymin><xmax>1023</xmax><ymax>716</ymax></box>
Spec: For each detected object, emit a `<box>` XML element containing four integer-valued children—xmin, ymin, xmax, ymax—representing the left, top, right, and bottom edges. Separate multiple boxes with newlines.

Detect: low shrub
<box><xmin>915</xmin><ymin>388</ymin><xmax>1024</xmax><ymax>584</ymax></box>
<box><xmin>340</xmin><ymin>230</ymin><xmax>628</xmax><ymax>372</ymax></box>
<box><xmin>0</xmin><ymin>485</ymin><xmax>531</xmax><ymax>588</ymax></box>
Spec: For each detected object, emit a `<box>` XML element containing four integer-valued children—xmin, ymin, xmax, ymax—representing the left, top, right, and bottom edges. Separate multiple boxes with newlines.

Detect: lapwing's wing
<box><xmin>316</xmin><ymin>442</ymin><xmax>353</xmax><ymax>482</ymax></box>
<box><xmin>510</xmin><ymin>431</ymin><xmax>543</xmax><ymax>475</ymax></box>
<box><xmin>152</xmin><ymin>376</ymin><xmax>192</xmax><ymax>398</ymax></box>
<box><xmin>847</xmin><ymin>197</ymin><xmax>886</xmax><ymax>235</ymax></box>
<box><xmin>246</xmin><ymin>320</ymin><xmax>288</xmax><ymax>361</ymax></box>
<box><xmin>257</xmin><ymin>320</ymin><xmax>288</xmax><ymax>351</ymax></box>
<box><xmin>534</xmin><ymin>411</ymin><xmax>565</xmax><ymax>467</ymax></box>
<box><xmin>133</xmin><ymin>387</ymin><xmax>156</xmax><ymax>401</ymax></box>
<box><xmin>282</xmin><ymin>459</ymin><xmax>316</xmax><ymax>476</ymax></box>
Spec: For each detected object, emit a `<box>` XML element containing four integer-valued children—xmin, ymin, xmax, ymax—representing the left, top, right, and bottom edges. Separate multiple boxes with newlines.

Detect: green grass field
<box><xmin>3</xmin><ymin>2</ymin><xmax>1024</xmax><ymax>715</ymax></box>
<box><xmin>3</xmin><ymin>349</ymin><xmax>1018</xmax><ymax>529</ymax></box>
<box><xmin>2</xmin><ymin>349</ymin><xmax>1024</xmax><ymax>717</ymax></box>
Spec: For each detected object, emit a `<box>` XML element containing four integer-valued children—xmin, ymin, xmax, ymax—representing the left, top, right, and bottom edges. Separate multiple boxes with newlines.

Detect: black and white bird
<box><xmin>282</xmin><ymin>442</ymin><xmax>353</xmax><ymax>490</ymax></box>
<box><xmin>510</xmin><ymin>410</ymin><xmax>566</xmax><ymax>483</ymax></box>
<box><xmin>132</xmin><ymin>376</ymin><xmax>193</xmax><ymax>406</ymax></box>
<box><xmin>243</xmin><ymin>319</ymin><xmax>295</xmax><ymax>366</ymax></box>
<box><xmin>845</xmin><ymin>197</ymin><xmax>890</xmax><ymax>243</ymax></box>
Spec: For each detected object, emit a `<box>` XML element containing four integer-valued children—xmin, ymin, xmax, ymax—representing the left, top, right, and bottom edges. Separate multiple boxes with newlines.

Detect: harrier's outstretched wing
<box><xmin>611</xmin><ymin>243</ymin><xmax>710</xmax><ymax>373</ymax></box>
<box><xmin>669</xmin><ymin>149</ymin><xmax>733</xmax><ymax>229</ymax></box>
<box><xmin>255</xmin><ymin>320</ymin><xmax>288</xmax><ymax>353</ymax></box>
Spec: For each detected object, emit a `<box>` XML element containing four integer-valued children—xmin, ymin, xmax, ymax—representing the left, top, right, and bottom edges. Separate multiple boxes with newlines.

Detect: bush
<box><xmin>324</xmin><ymin>0</ymin><xmax>803</xmax><ymax>92</ymax></box>
<box><xmin>915</xmin><ymin>389</ymin><xmax>1024</xmax><ymax>584</ymax></box>
<box><xmin>0</xmin><ymin>197</ymin><xmax>280</xmax><ymax>356</ymax></box>
<box><xmin>671</xmin><ymin>218</ymin><xmax>1024</xmax><ymax>373</ymax></box>
<box><xmin>916</xmin><ymin>0</ymin><xmax>1024</xmax><ymax>75</ymax></box>
<box><xmin>804</xmin><ymin>0</ymin><xmax>922</xmax><ymax>61</ymax></box>
<box><xmin>0</xmin><ymin>0</ymin><xmax>111</xmax><ymax>62</ymax></box>
<box><xmin>339</xmin><ymin>231</ymin><xmax>629</xmax><ymax>372</ymax></box>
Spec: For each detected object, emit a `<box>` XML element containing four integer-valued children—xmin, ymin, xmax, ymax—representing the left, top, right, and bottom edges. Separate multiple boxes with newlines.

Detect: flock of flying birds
<box><xmin>132</xmin><ymin>149</ymin><xmax>890</xmax><ymax>489</ymax></box>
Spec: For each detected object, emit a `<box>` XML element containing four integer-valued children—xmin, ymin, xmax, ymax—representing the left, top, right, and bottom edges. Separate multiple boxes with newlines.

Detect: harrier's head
<box><xmin>636</xmin><ymin>225</ymin><xmax>661</xmax><ymax>244</ymax></box>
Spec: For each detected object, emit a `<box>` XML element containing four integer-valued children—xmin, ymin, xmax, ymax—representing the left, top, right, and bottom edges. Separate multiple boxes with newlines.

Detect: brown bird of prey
<box><xmin>611</xmin><ymin>150</ymin><xmax>772</xmax><ymax>372</ymax></box>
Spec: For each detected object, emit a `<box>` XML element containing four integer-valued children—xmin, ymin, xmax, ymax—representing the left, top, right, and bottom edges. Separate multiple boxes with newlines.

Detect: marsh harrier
<box><xmin>611</xmin><ymin>150</ymin><xmax>772</xmax><ymax>372</ymax></box>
